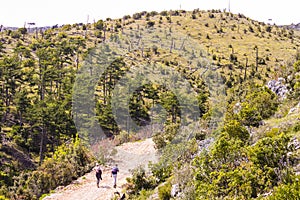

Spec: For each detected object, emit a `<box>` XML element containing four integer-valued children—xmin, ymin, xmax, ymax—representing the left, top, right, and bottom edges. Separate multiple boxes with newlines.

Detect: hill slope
<box><xmin>1</xmin><ymin>8</ymin><xmax>300</xmax><ymax>200</ymax></box>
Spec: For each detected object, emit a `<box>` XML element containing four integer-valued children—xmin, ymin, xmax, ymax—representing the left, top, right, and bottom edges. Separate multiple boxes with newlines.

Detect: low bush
<box><xmin>126</xmin><ymin>165</ymin><xmax>156</xmax><ymax>194</ymax></box>
<box><xmin>158</xmin><ymin>181</ymin><xmax>171</xmax><ymax>200</ymax></box>
<box><xmin>267</xmin><ymin>177</ymin><xmax>300</xmax><ymax>200</ymax></box>
<box><xmin>9</xmin><ymin>136</ymin><xmax>93</xmax><ymax>199</ymax></box>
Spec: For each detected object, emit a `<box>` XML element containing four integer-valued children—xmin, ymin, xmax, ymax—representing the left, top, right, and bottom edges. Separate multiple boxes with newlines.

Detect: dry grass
<box><xmin>251</xmin><ymin>100</ymin><xmax>300</xmax><ymax>143</ymax></box>
<box><xmin>2</xmin><ymin>9</ymin><xmax>299</xmax><ymax>84</ymax></box>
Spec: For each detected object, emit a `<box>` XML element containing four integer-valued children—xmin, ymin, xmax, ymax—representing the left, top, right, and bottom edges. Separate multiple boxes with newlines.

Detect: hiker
<box><xmin>93</xmin><ymin>163</ymin><xmax>102</xmax><ymax>188</ymax></box>
<box><xmin>111</xmin><ymin>164</ymin><xmax>119</xmax><ymax>188</ymax></box>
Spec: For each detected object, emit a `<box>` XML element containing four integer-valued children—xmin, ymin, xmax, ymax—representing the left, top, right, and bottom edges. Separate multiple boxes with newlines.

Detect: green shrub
<box><xmin>250</xmin><ymin>133</ymin><xmax>292</xmax><ymax>169</ymax></box>
<box><xmin>94</xmin><ymin>20</ymin><xmax>104</xmax><ymax>30</ymax></box>
<box><xmin>11</xmin><ymin>31</ymin><xmax>21</xmax><ymax>39</ymax></box>
<box><xmin>18</xmin><ymin>27</ymin><xmax>27</xmax><ymax>35</ymax></box>
<box><xmin>229</xmin><ymin>53</ymin><xmax>238</xmax><ymax>62</ymax></box>
<box><xmin>114</xmin><ymin>131</ymin><xmax>141</xmax><ymax>145</ymax></box>
<box><xmin>147</xmin><ymin>21</ymin><xmax>155</xmax><ymax>28</ymax></box>
<box><xmin>212</xmin><ymin>54</ymin><xmax>217</xmax><ymax>60</ymax></box>
<box><xmin>294</xmin><ymin>60</ymin><xmax>300</xmax><ymax>72</ymax></box>
<box><xmin>160</xmin><ymin>11</ymin><xmax>168</xmax><ymax>16</ymax></box>
<box><xmin>222</xmin><ymin>120</ymin><xmax>249</xmax><ymax>142</ymax></box>
<box><xmin>267</xmin><ymin>178</ymin><xmax>300</xmax><ymax>200</ymax></box>
<box><xmin>293</xmin><ymin>122</ymin><xmax>300</xmax><ymax>132</ymax></box>
<box><xmin>158</xmin><ymin>182</ymin><xmax>171</xmax><ymax>200</ymax></box>
<box><xmin>126</xmin><ymin>166</ymin><xmax>156</xmax><ymax>194</ymax></box>
<box><xmin>94</xmin><ymin>30</ymin><xmax>102</xmax><ymax>38</ymax></box>
<box><xmin>149</xmin><ymin>161</ymin><xmax>172</xmax><ymax>183</ymax></box>
<box><xmin>133</xmin><ymin>12</ymin><xmax>142</xmax><ymax>20</ymax></box>
<box><xmin>62</xmin><ymin>24</ymin><xmax>71</xmax><ymax>31</ymax></box>
<box><xmin>152</xmin><ymin>123</ymin><xmax>179</xmax><ymax>149</ymax></box>
<box><xmin>227</xmin><ymin>84</ymin><xmax>279</xmax><ymax>127</ymax></box>
<box><xmin>194</xmin><ymin>131</ymin><xmax>206</xmax><ymax>140</ymax></box>
<box><xmin>0</xmin><ymin>196</ymin><xmax>9</xmax><ymax>200</ymax></box>
<box><xmin>11</xmin><ymin>136</ymin><xmax>93</xmax><ymax>199</ymax></box>
<box><xmin>193</xmin><ymin>129</ymin><xmax>296</xmax><ymax>199</ymax></box>
<box><xmin>265</xmin><ymin>128</ymin><xmax>280</xmax><ymax>137</ymax></box>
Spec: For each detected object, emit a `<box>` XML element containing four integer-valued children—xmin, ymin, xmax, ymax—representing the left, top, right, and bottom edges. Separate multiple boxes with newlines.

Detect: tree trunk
<box><xmin>255</xmin><ymin>47</ymin><xmax>258</xmax><ymax>72</ymax></box>
<box><xmin>170</xmin><ymin>38</ymin><xmax>174</xmax><ymax>53</ymax></box>
<box><xmin>39</xmin><ymin>125</ymin><xmax>45</xmax><ymax>165</ymax></box>
<box><xmin>103</xmin><ymin>76</ymin><xmax>106</xmax><ymax>105</ymax></box>
<box><xmin>244</xmin><ymin>57</ymin><xmax>248</xmax><ymax>80</ymax></box>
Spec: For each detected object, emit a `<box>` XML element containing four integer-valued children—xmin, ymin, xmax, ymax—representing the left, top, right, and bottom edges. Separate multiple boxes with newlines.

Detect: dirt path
<box><xmin>43</xmin><ymin>138</ymin><xmax>158</xmax><ymax>200</ymax></box>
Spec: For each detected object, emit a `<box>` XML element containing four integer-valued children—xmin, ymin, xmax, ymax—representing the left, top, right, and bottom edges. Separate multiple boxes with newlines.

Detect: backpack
<box><xmin>112</xmin><ymin>167</ymin><xmax>119</xmax><ymax>174</ymax></box>
<box><xmin>96</xmin><ymin>167</ymin><xmax>102</xmax><ymax>174</ymax></box>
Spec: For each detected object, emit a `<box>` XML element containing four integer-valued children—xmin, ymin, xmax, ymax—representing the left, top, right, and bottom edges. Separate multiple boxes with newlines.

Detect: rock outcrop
<box><xmin>267</xmin><ymin>78</ymin><xmax>288</xmax><ymax>98</ymax></box>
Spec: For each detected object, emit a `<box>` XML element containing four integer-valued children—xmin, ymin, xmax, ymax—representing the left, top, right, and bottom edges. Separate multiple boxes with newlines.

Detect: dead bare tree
<box><xmin>180</xmin><ymin>38</ymin><xmax>186</xmax><ymax>50</ymax></box>
<box><xmin>244</xmin><ymin>56</ymin><xmax>248</xmax><ymax>80</ymax></box>
<box><xmin>255</xmin><ymin>46</ymin><xmax>258</xmax><ymax>72</ymax></box>
<box><xmin>170</xmin><ymin>38</ymin><xmax>174</xmax><ymax>53</ymax></box>
<box><xmin>103</xmin><ymin>25</ymin><xmax>106</xmax><ymax>42</ymax></box>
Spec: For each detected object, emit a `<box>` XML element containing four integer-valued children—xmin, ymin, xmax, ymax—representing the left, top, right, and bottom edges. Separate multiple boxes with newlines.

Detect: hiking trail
<box><xmin>43</xmin><ymin>138</ymin><xmax>158</xmax><ymax>200</ymax></box>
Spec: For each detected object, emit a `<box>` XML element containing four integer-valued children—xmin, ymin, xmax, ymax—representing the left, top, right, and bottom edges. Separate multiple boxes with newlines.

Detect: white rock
<box><xmin>171</xmin><ymin>184</ymin><xmax>180</xmax><ymax>197</ymax></box>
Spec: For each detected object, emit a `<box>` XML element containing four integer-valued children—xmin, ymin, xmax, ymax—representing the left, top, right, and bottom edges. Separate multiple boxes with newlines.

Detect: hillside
<box><xmin>0</xmin><ymin>9</ymin><xmax>300</xmax><ymax>199</ymax></box>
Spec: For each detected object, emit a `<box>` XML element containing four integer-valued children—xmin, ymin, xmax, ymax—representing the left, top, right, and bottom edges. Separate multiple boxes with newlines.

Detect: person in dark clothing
<box><xmin>111</xmin><ymin>164</ymin><xmax>119</xmax><ymax>188</ymax></box>
<box><xmin>94</xmin><ymin>163</ymin><xmax>102</xmax><ymax>188</ymax></box>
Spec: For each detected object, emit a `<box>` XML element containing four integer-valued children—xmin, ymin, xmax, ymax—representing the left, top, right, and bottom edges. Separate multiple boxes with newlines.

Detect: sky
<box><xmin>0</xmin><ymin>0</ymin><xmax>299</xmax><ymax>27</ymax></box>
